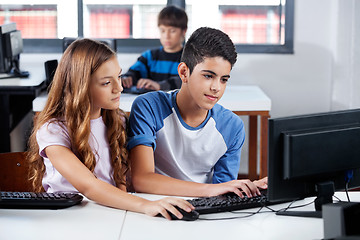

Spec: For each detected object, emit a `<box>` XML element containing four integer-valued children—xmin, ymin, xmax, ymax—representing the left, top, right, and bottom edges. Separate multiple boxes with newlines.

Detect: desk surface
<box><xmin>1</xmin><ymin>191</ymin><xmax>359</xmax><ymax>240</ymax></box>
<box><xmin>121</xmin><ymin>193</ymin><xmax>323</xmax><ymax>240</ymax></box>
<box><xmin>32</xmin><ymin>85</ymin><xmax>271</xmax><ymax>112</ymax></box>
<box><xmin>0</xmin><ymin>199</ymin><xmax>126</xmax><ymax>240</ymax></box>
<box><xmin>0</xmin><ymin>67</ymin><xmax>44</xmax><ymax>88</ymax></box>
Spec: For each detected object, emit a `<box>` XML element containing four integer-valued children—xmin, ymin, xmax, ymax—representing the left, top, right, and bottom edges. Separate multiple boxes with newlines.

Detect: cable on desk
<box><xmin>333</xmin><ymin>195</ymin><xmax>342</xmax><ymax>202</ymax></box>
<box><xmin>272</xmin><ymin>195</ymin><xmax>348</xmax><ymax>215</ymax></box>
<box><xmin>197</xmin><ymin>196</ymin><xmax>346</xmax><ymax>221</ymax></box>
<box><xmin>198</xmin><ymin>206</ymin><xmax>266</xmax><ymax>221</ymax></box>
<box><xmin>345</xmin><ymin>170</ymin><xmax>354</xmax><ymax>202</ymax></box>
<box><xmin>271</xmin><ymin>199</ymin><xmax>314</xmax><ymax>214</ymax></box>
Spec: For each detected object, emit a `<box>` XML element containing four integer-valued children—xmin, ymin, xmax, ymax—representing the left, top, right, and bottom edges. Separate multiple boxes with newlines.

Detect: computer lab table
<box><xmin>1</xmin><ymin>191</ymin><xmax>359</xmax><ymax>240</ymax></box>
<box><xmin>0</xmin><ymin>198</ymin><xmax>126</xmax><ymax>240</ymax></box>
<box><xmin>32</xmin><ymin>85</ymin><xmax>271</xmax><ymax>180</ymax></box>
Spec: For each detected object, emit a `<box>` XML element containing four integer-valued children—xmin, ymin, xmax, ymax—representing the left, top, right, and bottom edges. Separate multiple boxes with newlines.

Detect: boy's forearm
<box><xmin>132</xmin><ymin>172</ymin><xmax>213</xmax><ymax>197</ymax></box>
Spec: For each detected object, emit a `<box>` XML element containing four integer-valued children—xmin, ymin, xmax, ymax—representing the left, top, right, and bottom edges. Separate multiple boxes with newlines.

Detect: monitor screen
<box><xmin>267</xmin><ymin>108</ymin><xmax>360</xmax><ymax>217</ymax></box>
<box><xmin>5</xmin><ymin>30</ymin><xmax>23</xmax><ymax>58</ymax></box>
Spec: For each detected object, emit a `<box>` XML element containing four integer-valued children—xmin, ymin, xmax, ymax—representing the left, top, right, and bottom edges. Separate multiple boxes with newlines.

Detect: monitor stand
<box><xmin>0</xmin><ymin>59</ymin><xmax>29</xmax><ymax>79</ymax></box>
<box><xmin>276</xmin><ymin>181</ymin><xmax>335</xmax><ymax>218</ymax></box>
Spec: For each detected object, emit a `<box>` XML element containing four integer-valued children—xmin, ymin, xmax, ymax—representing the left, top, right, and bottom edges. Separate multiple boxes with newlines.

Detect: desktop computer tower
<box><xmin>323</xmin><ymin>202</ymin><xmax>360</xmax><ymax>239</ymax></box>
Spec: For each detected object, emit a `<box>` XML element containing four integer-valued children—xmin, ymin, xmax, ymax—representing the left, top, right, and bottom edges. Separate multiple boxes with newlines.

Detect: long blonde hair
<box><xmin>28</xmin><ymin>38</ymin><xmax>128</xmax><ymax>192</ymax></box>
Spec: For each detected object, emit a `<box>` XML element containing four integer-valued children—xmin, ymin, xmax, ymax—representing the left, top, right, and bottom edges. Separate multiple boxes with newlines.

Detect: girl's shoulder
<box><xmin>38</xmin><ymin>118</ymin><xmax>68</xmax><ymax>136</ymax></box>
<box><xmin>36</xmin><ymin>118</ymin><xmax>71</xmax><ymax>150</ymax></box>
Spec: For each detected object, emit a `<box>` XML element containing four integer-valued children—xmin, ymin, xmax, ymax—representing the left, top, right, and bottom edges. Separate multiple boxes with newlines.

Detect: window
<box><xmin>0</xmin><ymin>0</ymin><xmax>293</xmax><ymax>54</ymax></box>
<box><xmin>218</xmin><ymin>0</ymin><xmax>294</xmax><ymax>53</ymax></box>
<box><xmin>0</xmin><ymin>4</ymin><xmax>58</xmax><ymax>38</ymax></box>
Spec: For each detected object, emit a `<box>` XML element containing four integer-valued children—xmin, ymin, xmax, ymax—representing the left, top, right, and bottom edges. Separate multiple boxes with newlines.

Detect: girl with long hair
<box><xmin>27</xmin><ymin>38</ymin><xmax>193</xmax><ymax>220</ymax></box>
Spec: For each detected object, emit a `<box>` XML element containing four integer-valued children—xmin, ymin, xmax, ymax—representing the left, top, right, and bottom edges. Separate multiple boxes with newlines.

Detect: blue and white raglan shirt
<box><xmin>127</xmin><ymin>91</ymin><xmax>245</xmax><ymax>184</ymax></box>
<box><xmin>124</xmin><ymin>47</ymin><xmax>182</xmax><ymax>90</ymax></box>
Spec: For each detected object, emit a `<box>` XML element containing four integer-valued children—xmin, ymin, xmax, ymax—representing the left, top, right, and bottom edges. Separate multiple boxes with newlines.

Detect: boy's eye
<box><xmin>204</xmin><ymin>74</ymin><xmax>213</xmax><ymax>79</ymax></box>
<box><xmin>221</xmin><ymin>78</ymin><xmax>229</xmax><ymax>83</ymax></box>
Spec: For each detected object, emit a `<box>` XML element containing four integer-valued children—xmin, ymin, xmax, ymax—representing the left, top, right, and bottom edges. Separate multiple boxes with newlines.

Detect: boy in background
<box><xmin>122</xmin><ymin>5</ymin><xmax>187</xmax><ymax>91</ymax></box>
<box><xmin>128</xmin><ymin>27</ymin><xmax>267</xmax><ymax>198</ymax></box>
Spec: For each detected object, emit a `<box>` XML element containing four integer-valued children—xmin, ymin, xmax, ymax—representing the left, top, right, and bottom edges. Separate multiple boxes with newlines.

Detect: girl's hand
<box><xmin>142</xmin><ymin>197</ymin><xmax>194</xmax><ymax>220</ymax></box>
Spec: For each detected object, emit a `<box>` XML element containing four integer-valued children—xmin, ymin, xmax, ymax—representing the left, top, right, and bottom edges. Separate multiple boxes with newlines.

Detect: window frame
<box><xmin>233</xmin><ymin>0</ymin><xmax>294</xmax><ymax>54</ymax></box>
<box><xmin>21</xmin><ymin>0</ymin><xmax>294</xmax><ymax>54</ymax></box>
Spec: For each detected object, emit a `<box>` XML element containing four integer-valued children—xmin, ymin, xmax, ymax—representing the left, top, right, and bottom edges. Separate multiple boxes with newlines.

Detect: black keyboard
<box><xmin>0</xmin><ymin>191</ymin><xmax>83</xmax><ymax>209</ymax></box>
<box><xmin>187</xmin><ymin>192</ymin><xmax>271</xmax><ymax>214</ymax></box>
<box><xmin>122</xmin><ymin>86</ymin><xmax>153</xmax><ymax>94</ymax></box>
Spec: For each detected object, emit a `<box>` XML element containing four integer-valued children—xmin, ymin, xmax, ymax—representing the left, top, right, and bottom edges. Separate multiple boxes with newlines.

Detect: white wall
<box><xmin>331</xmin><ymin>0</ymin><xmax>360</xmax><ymax>110</ymax></box>
<box><xmin>230</xmin><ymin>0</ymin><xmax>334</xmax><ymax>118</ymax></box>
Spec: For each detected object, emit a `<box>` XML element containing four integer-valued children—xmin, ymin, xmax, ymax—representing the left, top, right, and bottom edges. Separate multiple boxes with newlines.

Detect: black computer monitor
<box><xmin>0</xmin><ymin>22</ymin><xmax>29</xmax><ymax>79</ymax></box>
<box><xmin>267</xmin><ymin>108</ymin><xmax>360</xmax><ymax>218</ymax></box>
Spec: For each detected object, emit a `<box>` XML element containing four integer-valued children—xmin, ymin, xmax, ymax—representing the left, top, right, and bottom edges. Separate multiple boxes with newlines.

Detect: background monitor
<box><xmin>0</xmin><ymin>22</ymin><xmax>29</xmax><ymax>79</ymax></box>
<box><xmin>267</xmin><ymin>108</ymin><xmax>360</xmax><ymax>218</ymax></box>
<box><xmin>62</xmin><ymin>37</ymin><xmax>117</xmax><ymax>52</ymax></box>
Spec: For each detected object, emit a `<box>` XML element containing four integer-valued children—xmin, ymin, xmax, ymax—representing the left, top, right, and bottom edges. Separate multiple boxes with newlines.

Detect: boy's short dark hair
<box><xmin>158</xmin><ymin>5</ymin><xmax>188</xmax><ymax>30</ymax></box>
<box><xmin>181</xmin><ymin>27</ymin><xmax>237</xmax><ymax>74</ymax></box>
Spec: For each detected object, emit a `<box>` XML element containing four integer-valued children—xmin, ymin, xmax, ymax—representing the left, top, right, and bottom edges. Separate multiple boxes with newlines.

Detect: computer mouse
<box><xmin>159</xmin><ymin>206</ymin><xmax>199</xmax><ymax>221</ymax></box>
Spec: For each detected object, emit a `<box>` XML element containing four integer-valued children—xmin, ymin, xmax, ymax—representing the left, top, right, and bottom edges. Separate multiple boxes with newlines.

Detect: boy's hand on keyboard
<box><xmin>208</xmin><ymin>179</ymin><xmax>261</xmax><ymax>198</ymax></box>
<box><xmin>253</xmin><ymin>177</ymin><xmax>268</xmax><ymax>189</ymax></box>
<box><xmin>121</xmin><ymin>75</ymin><xmax>133</xmax><ymax>88</ymax></box>
<box><xmin>136</xmin><ymin>78</ymin><xmax>160</xmax><ymax>90</ymax></box>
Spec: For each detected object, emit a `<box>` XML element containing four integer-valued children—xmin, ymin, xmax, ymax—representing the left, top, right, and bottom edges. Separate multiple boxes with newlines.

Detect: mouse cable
<box><xmin>197</xmin><ymin>206</ymin><xmax>266</xmax><ymax>221</ymax></box>
<box><xmin>269</xmin><ymin>199</ymin><xmax>314</xmax><ymax>214</ymax></box>
<box><xmin>274</xmin><ymin>195</ymin><xmax>346</xmax><ymax>215</ymax></box>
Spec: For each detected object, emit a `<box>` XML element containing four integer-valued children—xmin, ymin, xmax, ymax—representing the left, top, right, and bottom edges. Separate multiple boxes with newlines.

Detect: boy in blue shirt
<box><xmin>122</xmin><ymin>5</ymin><xmax>187</xmax><ymax>91</ymax></box>
<box><xmin>128</xmin><ymin>27</ymin><xmax>267</xmax><ymax>198</ymax></box>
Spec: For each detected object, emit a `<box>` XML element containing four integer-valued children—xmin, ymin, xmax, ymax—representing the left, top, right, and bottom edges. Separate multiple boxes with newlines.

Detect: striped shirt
<box><xmin>125</xmin><ymin>47</ymin><xmax>182</xmax><ymax>90</ymax></box>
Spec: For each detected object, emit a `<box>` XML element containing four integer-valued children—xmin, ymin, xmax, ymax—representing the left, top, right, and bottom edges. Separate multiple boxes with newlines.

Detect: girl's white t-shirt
<box><xmin>36</xmin><ymin>117</ymin><xmax>116</xmax><ymax>193</ymax></box>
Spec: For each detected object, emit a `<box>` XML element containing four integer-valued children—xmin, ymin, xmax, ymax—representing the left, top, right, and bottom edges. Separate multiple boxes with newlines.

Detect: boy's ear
<box><xmin>182</xmin><ymin>29</ymin><xmax>187</xmax><ymax>38</ymax></box>
<box><xmin>178</xmin><ymin>62</ymin><xmax>189</xmax><ymax>83</ymax></box>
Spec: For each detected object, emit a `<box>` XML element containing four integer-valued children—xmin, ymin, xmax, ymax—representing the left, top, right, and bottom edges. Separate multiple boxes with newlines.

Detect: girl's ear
<box><xmin>178</xmin><ymin>62</ymin><xmax>189</xmax><ymax>83</ymax></box>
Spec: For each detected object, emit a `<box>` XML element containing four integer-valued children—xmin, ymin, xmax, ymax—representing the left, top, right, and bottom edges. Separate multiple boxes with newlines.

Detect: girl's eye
<box><xmin>102</xmin><ymin>81</ymin><xmax>111</xmax><ymax>86</ymax></box>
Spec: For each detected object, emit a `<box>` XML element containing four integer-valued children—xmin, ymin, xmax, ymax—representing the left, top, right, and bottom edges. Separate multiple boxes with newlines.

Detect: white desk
<box><xmin>1</xmin><ymin>192</ymin><xmax>359</xmax><ymax>240</ymax></box>
<box><xmin>33</xmin><ymin>85</ymin><xmax>271</xmax><ymax>179</ymax></box>
<box><xmin>0</xmin><ymin>198</ymin><xmax>126</xmax><ymax>240</ymax></box>
<box><xmin>121</xmin><ymin>194</ymin><xmax>323</xmax><ymax>240</ymax></box>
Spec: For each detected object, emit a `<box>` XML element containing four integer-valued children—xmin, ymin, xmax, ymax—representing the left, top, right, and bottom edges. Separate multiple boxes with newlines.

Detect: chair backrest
<box><xmin>0</xmin><ymin>152</ymin><xmax>32</xmax><ymax>191</ymax></box>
